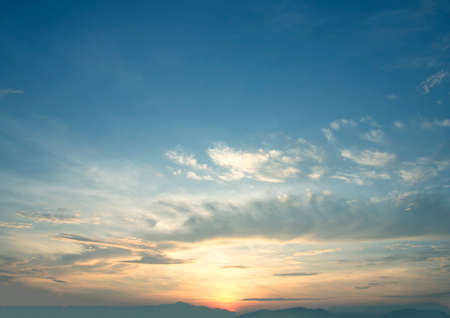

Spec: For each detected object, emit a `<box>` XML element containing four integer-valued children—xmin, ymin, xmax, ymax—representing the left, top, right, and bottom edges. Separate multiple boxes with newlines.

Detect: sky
<box><xmin>0</xmin><ymin>0</ymin><xmax>449</xmax><ymax>313</ymax></box>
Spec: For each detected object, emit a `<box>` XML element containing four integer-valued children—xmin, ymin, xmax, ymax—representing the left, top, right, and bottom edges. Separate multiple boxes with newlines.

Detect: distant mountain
<box><xmin>0</xmin><ymin>302</ymin><xmax>234</xmax><ymax>318</ymax></box>
<box><xmin>238</xmin><ymin>307</ymin><xmax>333</xmax><ymax>318</ymax></box>
<box><xmin>237</xmin><ymin>306</ymin><xmax>450</xmax><ymax>318</ymax></box>
<box><xmin>1</xmin><ymin>302</ymin><xmax>449</xmax><ymax>318</ymax></box>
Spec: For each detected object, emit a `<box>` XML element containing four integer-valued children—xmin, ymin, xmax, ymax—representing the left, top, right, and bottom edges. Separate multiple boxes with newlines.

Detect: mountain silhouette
<box><xmin>239</xmin><ymin>307</ymin><xmax>333</xmax><ymax>318</ymax></box>
<box><xmin>238</xmin><ymin>306</ymin><xmax>450</xmax><ymax>318</ymax></box>
<box><xmin>1</xmin><ymin>302</ymin><xmax>449</xmax><ymax>318</ymax></box>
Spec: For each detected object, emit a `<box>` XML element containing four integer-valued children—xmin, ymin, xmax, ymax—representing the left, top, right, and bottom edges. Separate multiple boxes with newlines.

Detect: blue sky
<box><xmin>0</xmin><ymin>0</ymin><xmax>449</xmax><ymax>312</ymax></box>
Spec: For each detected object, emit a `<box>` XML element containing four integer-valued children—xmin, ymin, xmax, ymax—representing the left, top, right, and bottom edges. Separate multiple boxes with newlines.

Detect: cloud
<box><xmin>419</xmin><ymin>70</ymin><xmax>448</xmax><ymax>94</ymax></box>
<box><xmin>331</xmin><ymin>169</ymin><xmax>392</xmax><ymax>185</ymax></box>
<box><xmin>55</xmin><ymin>245</ymin><xmax>132</xmax><ymax>266</ymax></box>
<box><xmin>241</xmin><ymin>297</ymin><xmax>323</xmax><ymax>301</ymax></box>
<box><xmin>186</xmin><ymin>171</ymin><xmax>213</xmax><ymax>181</ymax></box>
<box><xmin>273</xmin><ymin>272</ymin><xmax>318</xmax><ymax>277</ymax></box>
<box><xmin>166</xmin><ymin>150</ymin><xmax>210</xmax><ymax>171</ymax></box>
<box><xmin>362</xmin><ymin>170</ymin><xmax>391</xmax><ymax>180</ymax></box>
<box><xmin>0</xmin><ymin>275</ymin><xmax>14</xmax><ymax>282</ymax></box>
<box><xmin>17</xmin><ymin>210</ymin><xmax>98</xmax><ymax>224</ymax></box>
<box><xmin>340</xmin><ymin>149</ymin><xmax>396</xmax><ymax>166</ymax></box>
<box><xmin>331</xmin><ymin>172</ymin><xmax>365</xmax><ymax>185</ymax></box>
<box><xmin>435</xmin><ymin>119</ymin><xmax>450</xmax><ymax>127</ymax></box>
<box><xmin>355</xmin><ymin>282</ymin><xmax>380</xmax><ymax>290</ymax></box>
<box><xmin>399</xmin><ymin>157</ymin><xmax>449</xmax><ymax>184</ymax></box>
<box><xmin>384</xmin><ymin>291</ymin><xmax>450</xmax><ymax>299</ymax></box>
<box><xmin>360</xmin><ymin>116</ymin><xmax>381</xmax><ymax>128</ymax></box>
<box><xmin>294</xmin><ymin>248</ymin><xmax>340</xmax><ymax>257</ymax></box>
<box><xmin>55</xmin><ymin>233</ymin><xmax>104</xmax><ymax>244</ymax></box>
<box><xmin>332</xmin><ymin>170</ymin><xmax>391</xmax><ymax>186</ymax></box>
<box><xmin>51</xmin><ymin>233</ymin><xmax>187</xmax><ymax>268</ymax></box>
<box><xmin>361</xmin><ymin>129</ymin><xmax>384</xmax><ymax>143</ymax></box>
<box><xmin>0</xmin><ymin>89</ymin><xmax>24</xmax><ymax>97</ymax></box>
<box><xmin>167</xmin><ymin>139</ymin><xmax>324</xmax><ymax>183</ymax></box>
<box><xmin>321</xmin><ymin>128</ymin><xmax>335</xmax><ymax>142</ymax></box>
<box><xmin>142</xmin><ymin>191</ymin><xmax>450</xmax><ymax>243</ymax></box>
<box><xmin>308</xmin><ymin>166</ymin><xmax>326</xmax><ymax>180</ymax></box>
<box><xmin>421</xmin><ymin>118</ymin><xmax>450</xmax><ymax>129</ymax></box>
<box><xmin>221</xmin><ymin>265</ymin><xmax>248</xmax><ymax>269</ymax></box>
<box><xmin>208</xmin><ymin>145</ymin><xmax>299</xmax><ymax>183</ymax></box>
<box><xmin>0</xmin><ymin>221</ymin><xmax>32</xmax><ymax>229</ymax></box>
<box><xmin>122</xmin><ymin>253</ymin><xmax>186</xmax><ymax>265</ymax></box>
<box><xmin>330</xmin><ymin>119</ymin><xmax>357</xmax><ymax>130</ymax></box>
<box><xmin>354</xmin><ymin>279</ymin><xmax>398</xmax><ymax>290</ymax></box>
<box><xmin>54</xmin><ymin>233</ymin><xmax>159</xmax><ymax>253</ymax></box>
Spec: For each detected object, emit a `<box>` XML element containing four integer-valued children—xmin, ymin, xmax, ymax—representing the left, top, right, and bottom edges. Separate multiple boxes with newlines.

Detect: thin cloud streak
<box><xmin>273</xmin><ymin>272</ymin><xmax>318</xmax><ymax>277</ymax></box>
<box><xmin>241</xmin><ymin>297</ymin><xmax>325</xmax><ymax>301</ymax></box>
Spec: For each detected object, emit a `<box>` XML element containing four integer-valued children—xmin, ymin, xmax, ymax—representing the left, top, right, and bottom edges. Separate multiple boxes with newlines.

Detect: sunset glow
<box><xmin>0</xmin><ymin>0</ymin><xmax>449</xmax><ymax>316</ymax></box>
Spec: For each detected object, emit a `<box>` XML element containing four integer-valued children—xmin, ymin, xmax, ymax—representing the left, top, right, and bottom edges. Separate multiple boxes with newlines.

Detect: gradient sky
<box><xmin>0</xmin><ymin>0</ymin><xmax>449</xmax><ymax>313</ymax></box>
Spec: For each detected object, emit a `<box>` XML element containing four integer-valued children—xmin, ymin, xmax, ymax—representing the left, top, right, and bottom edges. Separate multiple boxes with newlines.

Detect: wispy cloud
<box><xmin>340</xmin><ymin>149</ymin><xmax>395</xmax><ymax>166</ymax></box>
<box><xmin>385</xmin><ymin>290</ymin><xmax>450</xmax><ymax>299</ymax></box>
<box><xmin>122</xmin><ymin>253</ymin><xmax>186</xmax><ymax>265</ymax></box>
<box><xmin>399</xmin><ymin>157</ymin><xmax>450</xmax><ymax>184</ymax></box>
<box><xmin>355</xmin><ymin>282</ymin><xmax>380</xmax><ymax>290</ymax></box>
<box><xmin>221</xmin><ymin>265</ymin><xmax>248</xmax><ymax>269</ymax></box>
<box><xmin>0</xmin><ymin>221</ymin><xmax>32</xmax><ymax>229</ymax></box>
<box><xmin>419</xmin><ymin>70</ymin><xmax>448</xmax><ymax>94</ymax></box>
<box><xmin>273</xmin><ymin>272</ymin><xmax>318</xmax><ymax>277</ymax></box>
<box><xmin>207</xmin><ymin>145</ymin><xmax>300</xmax><ymax>183</ymax></box>
<box><xmin>17</xmin><ymin>210</ymin><xmax>98</xmax><ymax>225</ymax></box>
<box><xmin>241</xmin><ymin>297</ymin><xmax>323</xmax><ymax>301</ymax></box>
<box><xmin>330</xmin><ymin>119</ymin><xmax>357</xmax><ymax>130</ymax></box>
<box><xmin>167</xmin><ymin>138</ymin><xmax>324</xmax><ymax>183</ymax></box>
<box><xmin>0</xmin><ymin>89</ymin><xmax>24</xmax><ymax>97</ymax></box>
<box><xmin>330</xmin><ymin>169</ymin><xmax>390</xmax><ymax>185</ymax></box>
<box><xmin>142</xmin><ymin>191</ymin><xmax>450</xmax><ymax>242</ymax></box>
<box><xmin>361</xmin><ymin>129</ymin><xmax>385</xmax><ymax>143</ymax></box>
<box><xmin>294</xmin><ymin>248</ymin><xmax>340</xmax><ymax>257</ymax></box>
<box><xmin>321</xmin><ymin>128</ymin><xmax>335</xmax><ymax>142</ymax></box>
<box><xmin>186</xmin><ymin>171</ymin><xmax>213</xmax><ymax>181</ymax></box>
<box><xmin>166</xmin><ymin>150</ymin><xmax>210</xmax><ymax>171</ymax></box>
<box><xmin>435</xmin><ymin>119</ymin><xmax>450</xmax><ymax>127</ymax></box>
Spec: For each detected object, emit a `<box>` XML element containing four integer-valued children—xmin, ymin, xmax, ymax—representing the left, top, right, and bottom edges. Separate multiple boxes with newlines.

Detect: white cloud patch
<box><xmin>419</xmin><ymin>70</ymin><xmax>448</xmax><ymax>94</ymax></box>
<box><xmin>165</xmin><ymin>150</ymin><xmax>210</xmax><ymax>171</ymax></box>
<box><xmin>321</xmin><ymin>128</ymin><xmax>335</xmax><ymax>142</ymax></box>
<box><xmin>308</xmin><ymin>166</ymin><xmax>326</xmax><ymax>180</ymax></box>
<box><xmin>400</xmin><ymin>157</ymin><xmax>450</xmax><ymax>184</ymax></box>
<box><xmin>421</xmin><ymin>118</ymin><xmax>450</xmax><ymax>129</ymax></box>
<box><xmin>331</xmin><ymin>172</ymin><xmax>365</xmax><ymax>185</ymax></box>
<box><xmin>330</xmin><ymin>119</ymin><xmax>357</xmax><ymax>130</ymax></box>
<box><xmin>186</xmin><ymin>171</ymin><xmax>213</xmax><ymax>181</ymax></box>
<box><xmin>360</xmin><ymin>116</ymin><xmax>381</xmax><ymax>128</ymax></box>
<box><xmin>361</xmin><ymin>129</ymin><xmax>384</xmax><ymax>143</ymax></box>
<box><xmin>362</xmin><ymin>170</ymin><xmax>391</xmax><ymax>180</ymax></box>
<box><xmin>435</xmin><ymin>119</ymin><xmax>450</xmax><ymax>127</ymax></box>
<box><xmin>331</xmin><ymin>170</ymin><xmax>391</xmax><ymax>185</ymax></box>
<box><xmin>167</xmin><ymin>139</ymin><xmax>324</xmax><ymax>183</ymax></box>
<box><xmin>340</xmin><ymin>149</ymin><xmax>396</xmax><ymax>166</ymax></box>
<box><xmin>208</xmin><ymin>139</ymin><xmax>325</xmax><ymax>183</ymax></box>
<box><xmin>208</xmin><ymin>145</ymin><xmax>299</xmax><ymax>183</ymax></box>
